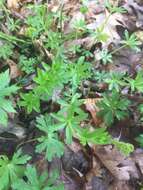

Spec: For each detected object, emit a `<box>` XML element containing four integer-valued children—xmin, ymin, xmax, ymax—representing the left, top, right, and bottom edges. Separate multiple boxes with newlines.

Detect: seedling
<box><xmin>97</xmin><ymin>90</ymin><xmax>130</xmax><ymax>126</ymax></box>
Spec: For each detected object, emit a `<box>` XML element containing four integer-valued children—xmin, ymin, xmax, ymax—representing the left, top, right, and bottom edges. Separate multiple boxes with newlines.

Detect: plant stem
<box><xmin>59</xmin><ymin>2</ymin><xmax>64</xmax><ymax>39</ymax></box>
<box><xmin>0</xmin><ymin>31</ymin><xmax>30</xmax><ymax>44</ymax></box>
<box><xmin>16</xmin><ymin>138</ymin><xmax>39</xmax><ymax>150</ymax></box>
<box><xmin>111</xmin><ymin>44</ymin><xmax>127</xmax><ymax>55</ymax></box>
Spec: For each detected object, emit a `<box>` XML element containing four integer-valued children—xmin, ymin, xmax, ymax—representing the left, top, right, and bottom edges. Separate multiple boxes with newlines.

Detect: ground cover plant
<box><xmin>0</xmin><ymin>0</ymin><xmax>143</xmax><ymax>189</ymax></box>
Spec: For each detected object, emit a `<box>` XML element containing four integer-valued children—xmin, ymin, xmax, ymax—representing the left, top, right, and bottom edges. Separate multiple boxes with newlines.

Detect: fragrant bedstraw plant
<box><xmin>0</xmin><ymin>149</ymin><xmax>31</xmax><ymax>190</ymax></box>
<box><xmin>51</xmin><ymin>93</ymin><xmax>88</xmax><ymax>144</ymax></box>
<box><xmin>18</xmin><ymin>55</ymin><xmax>38</xmax><ymax>74</ymax></box>
<box><xmin>35</xmin><ymin>114</ymin><xmax>65</xmax><ymax>161</ymax></box>
<box><xmin>0</xmin><ymin>42</ymin><xmax>14</xmax><ymax>60</ymax></box>
<box><xmin>105</xmin><ymin>71</ymin><xmax>126</xmax><ymax>92</ymax></box>
<box><xmin>12</xmin><ymin>166</ymin><xmax>64</xmax><ymax>190</ymax></box>
<box><xmin>0</xmin><ymin>2</ymin><xmax>140</xmax><ymax>189</ymax></box>
<box><xmin>97</xmin><ymin>90</ymin><xmax>130</xmax><ymax>126</ymax></box>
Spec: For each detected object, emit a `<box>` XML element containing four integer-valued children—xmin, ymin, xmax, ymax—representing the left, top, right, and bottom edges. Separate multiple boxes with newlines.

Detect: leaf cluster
<box><xmin>0</xmin><ymin>70</ymin><xmax>19</xmax><ymax>126</ymax></box>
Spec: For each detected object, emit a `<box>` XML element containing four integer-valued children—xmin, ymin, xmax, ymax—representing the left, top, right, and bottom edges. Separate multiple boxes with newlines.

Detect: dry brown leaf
<box><xmin>7</xmin><ymin>0</ymin><xmax>20</xmax><ymax>10</ymax></box>
<box><xmin>87</xmin><ymin>10</ymin><xmax>126</xmax><ymax>47</ymax></box>
<box><xmin>93</xmin><ymin>145</ymin><xmax>139</xmax><ymax>180</ymax></box>
<box><xmin>6</xmin><ymin>59</ymin><xmax>22</xmax><ymax>79</ymax></box>
<box><xmin>67</xmin><ymin>140</ymin><xmax>83</xmax><ymax>153</ymax></box>
<box><xmin>132</xmin><ymin>149</ymin><xmax>143</xmax><ymax>176</ymax></box>
<box><xmin>109</xmin><ymin>180</ymin><xmax>134</xmax><ymax>190</ymax></box>
<box><xmin>123</xmin><ymin>0</ymin><xmax>143</xmax><ymax>29</ymax></box>
<box><xmin>84</xmin><ymin>98</ymin><xmax>102</xmax><ymax>126</ymax></box>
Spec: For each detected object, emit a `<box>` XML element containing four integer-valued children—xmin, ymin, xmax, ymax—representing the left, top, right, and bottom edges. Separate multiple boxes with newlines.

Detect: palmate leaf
<box><xmin>0</xmin><ymin>149</ymin><xmax>31</xmax><ymax>190</ymax></box>
<box><xmin>36</xmin><ymin>115</ymin><xmax>64</xmax><ymax>162</ymax></box>
<box><xmin>97</xmin><ymin>91</ymin><xmax>130</xmax><ymax>126</ymax></box>
<box><xmin>19</xmin><ymin>92</ymin><xmax>40</xmax><ymax>114</ymax></box>
<box><xmin>127</xmin><ymin>70</ymin><xmax>143</xmax><ymax>93</ymax></box>
<box><xmin>12</xmin><ymin>165</ymin><xmax>64</xmax><ymax>190</ymax></box>
<box><xmin>36</xmin><ymin>135</ymin><xmax>64</xmax><ymax>162</ymax></box>
<box><xmin>0</xmin><ymin>70</ymin><xmax>19</xmax><ymax>126</ymax></box>
<box><xmin>121</xmin><ymin>30</ymin><xmax>140</xmax><ymax>52</ymax></box>
<box><xmin>78</xmin><ymin>127</ymin><xmax>111</xmax><ymax>146</ymax></box>
<box><xmin>51</xmin><ymin>94</ymin><xmax>88</xmax><ymax>144</ymax></box>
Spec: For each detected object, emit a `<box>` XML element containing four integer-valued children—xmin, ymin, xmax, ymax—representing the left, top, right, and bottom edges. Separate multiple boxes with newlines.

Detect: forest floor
<box><xmin>0</xmin><ymin>0</ymin><xmax>143</xmax><ymax>189</ymax></box>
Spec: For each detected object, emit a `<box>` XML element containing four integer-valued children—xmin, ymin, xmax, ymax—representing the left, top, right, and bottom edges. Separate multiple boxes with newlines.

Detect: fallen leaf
<box><xmin>109</xmin><ymin>180</ymin><xmax>134</xmax><ymax>190</ymax></box>
<box><xmin>7</xmin><ymin>0</ymin><xmax>20</xmax><ymax>11</ymax></box>
<box><xmin>124</xmin><ymin>0</ymin><xmax>143</xmax><ymax>29</ymax></box>
<box><xmin>132</xmin><ymin>149</ymin><xmax>143</xmax><ymax>176</ymax></box>
<box><xmin>84</xmin><ymin>98</ymin><xmax>102</xmax><ymax>126</ymax></box>
<box><xmin>93</xmin><ymin>145</ymin><xmax>139</xmax><ymax>180</ymax></box>
<box><xmin>6</xmin><ymin>59</ymin><xmax>22</xmax><ymax>79</ymax></box>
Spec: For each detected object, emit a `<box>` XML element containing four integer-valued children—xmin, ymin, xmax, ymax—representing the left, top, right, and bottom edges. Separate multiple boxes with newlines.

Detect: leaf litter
<box><xmin>0</xmin><ymin>0</ymin><xmax>143</xmax><ymax>189</ymax></box>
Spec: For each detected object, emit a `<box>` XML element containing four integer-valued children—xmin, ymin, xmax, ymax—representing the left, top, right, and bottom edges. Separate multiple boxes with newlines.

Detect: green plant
<box><xmin>36</xmin><ymin>115</ymin><xmax>64</xmax><ymax>161</ymax></box>
<box><xmin>12</xmin><ymin>165</ymin><xmax>64</xmax><ymax>190</ymax></box>
<box><xmin>126</xmin><ymin>70</ymin><xmax>143</xmax><ymax>93</ymax></box>
<box><xmin>97</xmin><ymin>91</ymin><xmax>130</xmax><ymax>125</ymax></box>
<box><xmin>0</xmin><ymin>43</ymin><xmax>14</xmax><ymax>60</ymax></box>
<box><xmin>78</xmin><ymin>127</ymin><xmax>111</xmax><ymax>146</ymax></box>
<box><xmin>34</xmin><ymin>59</ymin><xmax>69</xmax><ymax>99</ymax></box>
<box><xmin>19</xmin><ymin>58</ymin><xmax>69</xmax><ymax>112</ymax></box>
<box><xmin>73</xmin><ymin>18</ymin><xmax>87</xmax><ymax>32</ymax></box>
<box><xmin>0</xmin><ymin>2</ymin><xmax>140</xmax><ymax>188</ymax></box>
<box><xmin>94</xmin><ymin>71</ymin><xmax>109</xmax><ymax>83</ymax></box>
<box><xmin>105</xmin><ymin>0</ymin><xmax>127</xmax><ymax>14</ymax></box>
<box><xmin>0</xmin><ymin>149</ymin><xmax>31</xmax><ymax>190</ymax></box>
<box><xmin>112</xmin><ymin>140</ymin><xmax>134</xmax><ymax>156</ymax></box>
<box><xmin>135</xmin><ymin>134</ymin><xmax>143</xmax><ymax>147</ymax></box>
<box><xmin>105</xmin><ymin>72</ymin><xmax>126</xmax><ymax>91</ymax></box>
<box><xmin>99</xmin><ymin>49</ymin><xmax>113</xmax><ymax>65</ymax></box>
<box><xmin>19</xmin><ymin>92</ymin><xmax>40</xmax><ymax>114</ymax></box>
<box><xmin>68</xmin><ymin>56</ymin><xmax>91</xmax><ymax>92</ymax></box>
<box><xmin>19</xmin><ymin>55</ymin><xmax>37</xmax><ymax>74</ymax></box>
<box><xmin>25</xmin><ymin>5</ymin><xmax>49</xmax><ymax>39</ymax></box>
<box><xmin>0</xmin><ymin>70</ymin><xmax>19</xmax><ymax>126</ymax></box>
<box><xmin>91</xmin><ymin>26</ymin><xmax>109</xmax><ymax>43</ymax></box>
<box><xmin>7</xmin><ymin>18</ymin><xmax>20</xmax><ymax>32</ymax></box>
<box><xmin>121</xmin><ymin>30</ymin><xmax>140</xmax><ymax>52</ymax></box>
<box><xmin>51</xmin><ymin>94</ymin><xmax>88</xmax><ymax>144</ymax></box>
<box><xmin>44</xmin><ymin>30</ymin><xmax>62</xmax><ymax>51</ymax></box>
<box><xmin>111</xmin><ymin>30</ymin><xmax>140</xmax><ymax>55</ymax></box>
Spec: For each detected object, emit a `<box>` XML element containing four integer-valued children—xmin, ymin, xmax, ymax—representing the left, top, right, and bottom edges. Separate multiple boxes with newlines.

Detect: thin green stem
<box><xmin>16</xmin><ymin>138</ymin><xmax>39</xmax><ymax>150</ymax></box>
<box><xmin>110</xmin><ymin>44</ymin><xmax>127</xmax><ymax>55</ymax></box>
<box><xmin>0</xmin><ymin>31</ymin><xmax>30</xmax><ymax>44</ymax></box>
<box><xmin>101</xmin><ymin>13</ymin><xmax>111</xmax><ymax>31</ymax></box>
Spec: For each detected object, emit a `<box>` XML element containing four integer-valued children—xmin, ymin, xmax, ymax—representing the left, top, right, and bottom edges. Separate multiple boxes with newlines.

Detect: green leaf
<box><xmin>19</xmin><ymin>92</ymin><xmax>40</xmax><ymax>113</ymax></box>
<box><xmin>51</xmin><ymin>94</ymin><xmax>88</xmax><ymax>144</ymax></box>
<box><xmin>105</xmin><ymin>0</ymin><xmax>127</xmax><ymax>14</ymax></box>
<box><xmin>12</xmin><ymin>165</ymin><xmax>64</xmax><ymax>190</ymax></box>
<box><xmin>105</xmin><ymin>72</ymin><xmax>126</xmax><ymax>92</ymax></box>
<box><xmin>65</xmin><ymin>126</ymin><xmax>73</xmax><ymax>144</ymax></box>
<box><xmin>0</xmin><ymin>149</ymin><xmax>31</xmax><ymax>190</ymax></box>
<box><xmin>0</xmin><ymin>43</ymin><xmax>14</xmax><ymax>60</ymax></box>
<box><xmin>97</xmin><ymin>91</ymin><xmax>130</xmax><ymax>126</ymax></box>
<box><xmin>36</xmin><ymin>115</ymin><xmax>64</xmax><ymax>161</ymax></box>
<box><xmin>127</xmin><ymin>70</ymin><xmax>143</xmax><ymax>93</ymax></box>
<box><xmin>99</xmin><ymin>49</ymin><xmax>113</xmax><ymax>65</ymax></box>
<box><xmin>121</xmin><ymin>30</ymin><xmax>140</xmax><ymax>52</ymax></box>
<box><xmin>135</xmin><ymin>134</ymin><xmax>143</xmax><ymax>148</ymax></box>
<box><xmin>0</xmin><ymin>70</ymin><xmax>19</xmax><ymax>126</ymax></box>
<box><xmin>19</xmin><ymin>55</ymin><xmax>37</xmax><ymax>74</ymax></box>
<box><xmin>92</xmin><ymin>27</ymin><xmax>109</xmax><ymax>43</ymax></box>
<box><xmin>112</xmin><ymin>140</ymin><xmax>134</xmax><ymax>156</ymax></box>
<box><xmin>78</xmin><ymin>127</ymin><xmax>111</xmax><ymax>146</ymax></box>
